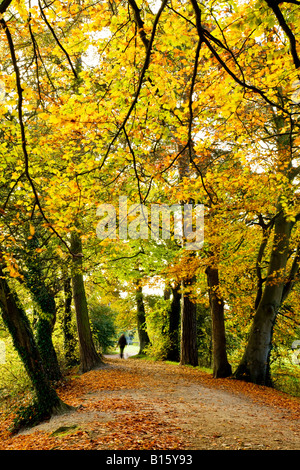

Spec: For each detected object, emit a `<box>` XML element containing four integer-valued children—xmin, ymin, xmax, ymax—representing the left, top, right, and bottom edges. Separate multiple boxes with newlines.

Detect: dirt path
<box><xmin>14</xmin><ymin>356</ymin><xmax>300</xmax><ymax>451</ymax></box>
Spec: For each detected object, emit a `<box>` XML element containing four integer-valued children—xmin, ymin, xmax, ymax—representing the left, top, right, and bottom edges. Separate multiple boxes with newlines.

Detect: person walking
<box><xmin>117</xmin><ymin>333</ymin><xmax>127</xmax><ymax>359</ymax></box>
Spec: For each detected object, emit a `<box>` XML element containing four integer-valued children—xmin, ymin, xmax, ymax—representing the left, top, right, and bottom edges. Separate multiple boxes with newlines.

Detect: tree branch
<box><xmin>128</xmin><ymin>0</ymin><xmax>150</xmax><ymax>50</ymax></box>
<box><xmin>38</xmin><ymin>0</ymin><xmax>78</xmax><ymax>79</ymax></box>
<box><xmin>78</xmin><ymin>0</ymin><xmax>169</xmax><ymax>177</ymax></box>
<box><xmin>265</xmin><ymin>0</ymin><xmax>300</xmax><ymax>69</ymax></box>
<box><xmin>187</xmin><ymin>1</ymin><xmax>292</xmax><ymax>113</ymax></box>
<box><xmin>0</xmin><ymin>18</ymin><xmax>75</xmax><ymax>256</ymax></box>
<box><xmin>202</xmin><ymin>35</ymin><xmax>289</xmax><ymax>113</ymax></box>
<box><xmin>281</xmin><ymin>245</ymin><xmax>300</xmax><ymax>303</ymax></box>
<box><xmin>0</xmin><ymin>0</ymin><xmax>12</xmax><ymax>14</ymax></box>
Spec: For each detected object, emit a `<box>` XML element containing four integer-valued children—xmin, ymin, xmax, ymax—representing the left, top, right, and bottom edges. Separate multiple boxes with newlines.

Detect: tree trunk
<box><xmin>205</xmin><ymin>265</ymin><xmax>232</xmax><ymax>378</ymax></box>
<box><xmin>235</xmin><ymin>209</ymin><xmax>292</xmax><ymax>385</ymax></box>
<box><xmin>0</xmin><ymin>266</ymin><xmax>71</xmax><ymax>430</ymax></box>
<box><xmin>28</xmin><ymin>280</ymin><xmax>61</xmax><ymax>382</ymax></box>
<box><xmin>63</xmin><ymin>277</ymin><xmax>78</xmax><ymax>367</ymax></box>
<box><xmin>135</xmin><ymin>284</ymin><xmax>150</xmax><ymax>354</ymax></box>
<box><xmin>180</xmin><ymin>279</ymin><xmax>198</xmax><ymax>366</ymax></box>
<box><xmin>70</xmin><ymin>231</ymin><xmax>102</xmax><ymax>373</ymax></box>
<box><xmin>24</xmin><ymin>237</ymin><xmax>62</xmax><ymax>382</ymax></box>
<box><xmin>36</xmin><ymin>315</ymin><xmax>62</xmax><ymax>382</ymax></box>
<box><xmin>166</xmin><ymin>283</ymin><xmax>181</xmax><ymax>362</ymax></box>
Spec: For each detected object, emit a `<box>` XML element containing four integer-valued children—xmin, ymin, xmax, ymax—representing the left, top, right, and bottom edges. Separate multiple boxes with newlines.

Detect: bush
<box><xmin>271</xmin><ymin>364</ymin><xmax>300</xmax><ymax>397</ymax></box>
<box><xmin>0</xmin><ymin>337</ymin><xmax>31</xmax><ymax>398</ymax></box>
<box><xmin>89</xmin><ymin>303</ymin><xmax>117</xmax><ymax>354</ymax></box>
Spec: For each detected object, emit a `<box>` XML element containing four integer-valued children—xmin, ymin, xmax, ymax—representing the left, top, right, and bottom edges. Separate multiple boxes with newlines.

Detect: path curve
<box><xmin>15</xmin><ymin>356</ymin><xmax>300</xmax><ymax>450</ymax></box>
<box><xmin>100</xmin><ymin>357</ymin><xmax>300</xmax><ymax>450</ymax></box>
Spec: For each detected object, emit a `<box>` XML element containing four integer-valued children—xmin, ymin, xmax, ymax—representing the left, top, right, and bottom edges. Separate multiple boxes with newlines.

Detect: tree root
<box><xmin>10</xmin><ymin>397</ymin><xmax>75</xmax><ymax>434</ymax></box>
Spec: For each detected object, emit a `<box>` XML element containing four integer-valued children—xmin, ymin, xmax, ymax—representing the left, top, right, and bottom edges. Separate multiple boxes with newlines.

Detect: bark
<box><xmin>180</xmin><ymin>279</ymin><xmax>198</xmax><ymax>366</ymax></box>
<box><xmin>205</xmin><ymin>265</ymin><xmax>232</xmax><ymax>378</ymax></box>
<box><xmin>135</xmin><ymin>284</ymin><xmax>150</xmax><ymax>354</ymax></box>
<box><xmin>26</xmin><ymin>274</ymin><xmax>61</xmax><ymax>382</ymax></box>
<box><xmin>254</xmin><ymin>219</ymin><xmax>272</xmax><ymax>310</ymax></box>
<box><xmin>166</xmin><ymin>283</ymin><xmax>181</xmax><ymax>362</ymax></box>
<box><xmin>0</xmin><ymin>266</ymin><xmax>71</xmax><ymax>430</ymax></box>
<box><xmin>36</xmin><ymin>315</ymin><xmax>62</xmax><ymax>382</ymax></box>
<box><xmin>63</xmin><ymin>277</ymin><xmax>78</xmax><ymax>367</ymax></box>
<box><xmin>235</xmin><ymin>209</ymin><xmax>293</xmax><ymax>385</ymax></box>
<box><xmin>70</xmin><ymin>231</ymin><xmax>102</xmax><ymax>373</ymax></box>
<box><xmin>22</xmin><ymin>235</ymin><xmax>62</xmax><ymax>381</ymax></box>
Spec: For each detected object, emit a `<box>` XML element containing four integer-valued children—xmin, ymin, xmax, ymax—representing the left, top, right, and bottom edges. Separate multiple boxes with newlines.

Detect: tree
<box><xmin>233</xmin><ymin>109</ymin><xmax>300</xmax><ymax>383</ymax></box>
<box><xmin>206</xmin><ymin>265</ymin><xmax>232</xmax><ymax>378</ymax></box>
<box><xmin>0</xmin><ymin>264</ymin><xmax>72</xmax><ymax>431</ymax></box>
<box><xmin>165</xmin><ymin>282</ymin><xmax>181</xmax><ymax>362</ymax></box>
<box><xmin>180</xmin><ymin>277</ymin><xmax>198</xmax><ymax>366</ymax></box>
<box><xmin>135</xmin><ymin>281</ymin><xmax>151</xmax><ymax>354</ymax></box>
<box><xmin>184</xmin><ymin>0</ymin><xmax>300</xmax><ymax>384</ymax></box>
<box><xmin>62</xmin><ymin>276</ymin><xmax>78</xmax><ymax>367</ymax></box>
<box><xmin>70</xmin><ymin>231</ymin><xmax>103</xmax><ymax>372</ymax></box>
<box><xmin>23</xmin><ymin>232</ymin><xmax>62</xmax><ymax>382</ymax></box>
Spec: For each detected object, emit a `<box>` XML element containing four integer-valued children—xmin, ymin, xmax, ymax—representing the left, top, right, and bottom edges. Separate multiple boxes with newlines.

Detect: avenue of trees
<box><xmin>0</xmin><ymin>0</ymin><xmax>299</xmax><ymax>429</ymax></box>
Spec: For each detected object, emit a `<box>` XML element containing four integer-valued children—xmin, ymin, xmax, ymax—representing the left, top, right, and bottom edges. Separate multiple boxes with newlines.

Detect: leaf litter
<box><xmin>0</xmin><ymin>357</ymin><xmax>299</xmax><ymax>450</ymax></box>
